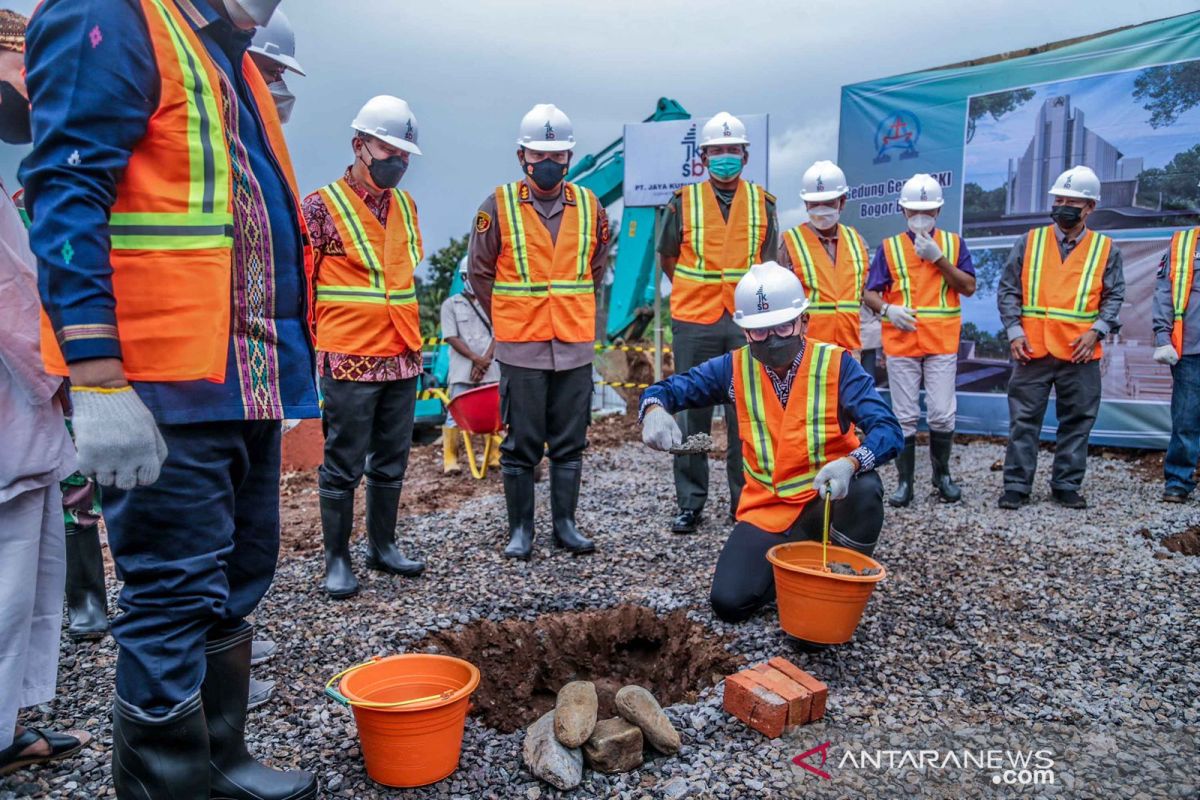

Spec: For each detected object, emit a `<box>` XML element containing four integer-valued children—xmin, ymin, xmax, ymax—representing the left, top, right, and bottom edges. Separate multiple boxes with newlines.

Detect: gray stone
<box><xmin>615</xmin><ymin>685</ymin><xmax>681</xmax><ymax>755</ymax></box>
<box><xmin>553</xmin><ymin>680</ymin><xmax>598</xmax><ymax>748</ymax></box>
<box><xmin>523</xmin><ymin>711</ymin><xmax>583</xmax><ymax>790</ymax></box>
<box><xmin>583</xmin><ymin>717</ymin><xmax>644</xmax><ymax>774</ymax></box>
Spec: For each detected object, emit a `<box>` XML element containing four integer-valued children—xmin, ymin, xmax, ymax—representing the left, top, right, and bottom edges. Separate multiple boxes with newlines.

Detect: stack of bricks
<box><xmin>721</xmin><ymin>657</ymin><xmax>828</xmax><ymax>738</ymax></box>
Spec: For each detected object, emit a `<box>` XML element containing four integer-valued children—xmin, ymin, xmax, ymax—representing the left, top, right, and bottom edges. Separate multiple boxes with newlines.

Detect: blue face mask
<box><xmin>707</xmin><ymin>154</ymin><xmax>743</xmax><ymax>181</ymax></box>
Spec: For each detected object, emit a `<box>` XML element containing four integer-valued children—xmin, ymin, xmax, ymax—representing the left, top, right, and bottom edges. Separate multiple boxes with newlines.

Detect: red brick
<box><xmin>723</xmin><ymin>671</ymin><xmax>789</xmax><ymax>738</ymax></box>
<box><xmin>768</xmin><ymin>658</ymin><xmax>828</xmax><ymax>722</ymax></box>
<box><xmin>748</xmin><ymin>664</ymin><xmax>812</xmax><ymax>726</ymax></box>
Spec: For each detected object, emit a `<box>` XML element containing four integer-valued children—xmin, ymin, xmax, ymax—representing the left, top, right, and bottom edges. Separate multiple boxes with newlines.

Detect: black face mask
<box><xmin>359</xmin><ymin>144</ymin><xmax>407</xmax><ymax>189</ymax></box>
<box><xmin>1050</xmin><ymin>204</ymin><xmax>1083</xmax><ymax>231</ymax></box>
<box><xmin>525</xmin><ymin>157</ymin><xmax>568</xmax><ymax>192</ymax></box>
<box><xmin>0</xmin><ymin>81</ymin><xmax>31</xmax><ymax>145</ymax></box>
<box><xmin>749</xmin><ymin>334</ymin><xmax>803</xmax><ymax>370</ymax></box>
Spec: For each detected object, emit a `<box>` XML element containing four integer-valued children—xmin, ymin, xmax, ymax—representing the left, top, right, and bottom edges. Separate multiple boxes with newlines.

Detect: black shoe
<box><xmin>319</xmin><ymin>491</ymin><xmax>359</xmax><ymax>599</ymax></box>
<box><xmin>888</xmin><ymin>435</ymin><xmax>916</xmax><ymax>507</ymax></box>
<box><xmin>929</xmin><ymin>431</ymin><xmax>962</xmax><ymax>503</ymax></box>
<box><xmin>997</xmin><ymin>490</ymin><xmax>1029</xmax><ymax>509</ymax></box>
<box><xmin>0</xmin><ymin>727</ymin><xmax>89</xmax><ymax>777</ymax></box>
<box><xmin>364</xmin><ymin>484</ymin><xmax>425</xmax><ymax>577</ymax></box>
<box><xmin>65</xmin><ymin>524</ymin><xmax>109</xmax><ymax>641</ymax></box>
<box><xmin>1162</xmin><ymin>488</ymin><xmax>1189</xmax><ymax>503</ymax></box>
<box><xmin>112</xmin><ymin>693</ymin><xmax>210</xmax><ymax>800</ymax></box>
<box><xmin>671</xmin><ymin>509</ymin><xmax>703</xmax><ymax>534</ymax></box>
<box><xmin>204</xmin><ymin>628</ymin><xmax>318</xmax><ymax>800</ymax></box>
<box><xmin>550</xmin><ymin>461</ymin><xmax>595</xmax><ymax>554</ymax></box>
<box><xmin>1051</xmin><ymin>489</ymin><xmax>1088</xmax><ymax>509</ymax></box>
<box><xmin>503</xmin><ymin>469</ymin><xmax>535</xmax><ymax>560</ymax></box>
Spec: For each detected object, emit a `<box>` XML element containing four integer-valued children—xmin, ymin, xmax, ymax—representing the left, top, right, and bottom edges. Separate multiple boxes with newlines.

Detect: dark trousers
<box><xmin>498</xmin><ymin>362</ymin><xmax>592</xmax><ymax>471</ymax></box>
<box><xmin>105</xmin><ymin>421</ymin><xmax>281</xmax><ymax>713</ymax></box>
<box><xmin>1165</xmin><ymin>354</ymin><xmax>1200</xmax><ymax>494</ymax></box>
<box><xmin>709</xmin><ymin>471</ymin><xmax>884</xmax><ymax>623</ymax></box>
<box><xmin>1002</xmin><ymin>356</ymin><xmax>1101</xmax><ymax>493</ymax></box>
<box><xmin>319</xmin><ymin>376</ymin><xmax>417</xmax><ymax>497</ymax></box>
<box><xmin>671</xmin><ymin>315</ymin><xmax>744</xmax><ymax>513</ymax></box>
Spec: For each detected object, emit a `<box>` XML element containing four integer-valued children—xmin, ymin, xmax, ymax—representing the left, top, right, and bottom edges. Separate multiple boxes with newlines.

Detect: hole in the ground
<box><xmin>1164</xmin><ymin>526</ymin><xmax>1200</xmax><ymax>556</ymax></box>
<box><xmin>419</xmin><ymin>604</ymin><xmax>743</xmax><ymax>733</ymax></box>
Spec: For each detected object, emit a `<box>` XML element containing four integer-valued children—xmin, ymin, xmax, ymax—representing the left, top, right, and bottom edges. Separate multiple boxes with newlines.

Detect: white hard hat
<box><xmin>223</xmin><ymin>0</ymin><xmax>282</xmax><ymax>28</ymax></box>
<box><xmin>516</xmin><ymin>103</ymin><xmax>575</xmax><ymax>152</ymax></box>
<box><xmin>458</xmin><ymin>255</ymin><xmax>468</xmax><ymax>275</ymax></box>
<box><xmin>733</xmin><ymin>262</ymin><xmax>810</xmax><ymax>329</ymax></box>
<box><xmin>700</xmin><ymin>111</ymin><xmax>749</xmax><ymax>148</ymax></box>
<box><xmin>352</xmin><ymin>95</ymin><xmax>422</xmax><ymax>156</ymax></box>
<box><xmin>800</xmin><ymin>160</ymin><xmax>848</xmax><ymax>202</ymax></box>
<box><xmin>898</xmin><ymin>173</ymin><xmax>944</xmax><ymax>211</ymax></box>
<box><xmin>1049</xmin><ymin>165</ymin><xmax>1101</xmax><ymax>203</ymax></box>
<box><xmin>249</xmin><ymin>10</ymin><xmax>305</xmax><ymax>75</ymax></box>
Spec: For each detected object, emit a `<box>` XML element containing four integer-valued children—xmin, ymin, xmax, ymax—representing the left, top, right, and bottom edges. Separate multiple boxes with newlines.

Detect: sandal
<box><xmin>0</xmin><ymin>727</ymin><xmax>91</xmax><ymax>776</ymax></box>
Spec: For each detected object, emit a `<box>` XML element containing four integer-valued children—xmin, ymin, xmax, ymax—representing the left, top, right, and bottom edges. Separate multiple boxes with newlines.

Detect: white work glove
<box><xmin>814</xmin><ymin>457</ymin><xmax>856</xmax><ymax>501</ymax></box>
<box><xmin>1153</xmin><ymin>344</ymin><xmax>1180</xmax><ymax>366</ymax></box>
<box><xmin>642</xmin><ymin>404</ymin><xmax>683</xmax><ymax>452</ymax></box>
<box><xmin>913</xmin><ymin>232</ymin><xmax>943</xmax><ymax>263</ymax></box>
<box><xmin>69</xmin><ymin>386</ymin><xmax>168</xmax><ymax>489</ymax></box>
<box><xmin>884</xmin><ymin>303</ymin><xmax>918</xmax><ymax>332</ymax></box>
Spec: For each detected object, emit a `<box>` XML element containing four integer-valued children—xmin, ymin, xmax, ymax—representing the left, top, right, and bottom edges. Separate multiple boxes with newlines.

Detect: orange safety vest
<box><xmin>671</xmin><ymin>180</ymin><xmax>769</xmax><ymax>324</ymax></box>
<box><xmin>491</xmin><ymin>181</ymin><xmax>600</xmax><ymax>344</ymax></box>
<box><xmin>1166</xmin><ymin>227</ymin><xmax>1199</xmax><ymax>357</ymax></box>
<box><xmin>733</xmin><ymin>342</ymin><xmax>859</xmax><ymax>533</ymax></box>
<box><xmin>312</xmin><ymin>179</ymin><xmax>422</xmax><ymax>356</ymax></box>
<box><xmin>879</xmin><ymin>230</ymin><xmax>963</xmax><ymax>357</ymax></box>
<box><xmin>782</xmin><ymin>223</ymin><xmax>870</xmax><ymax>350</ymax></box>
<box><xmin>1020</xmin><ymin>225</ymin><xmax>1112</xmax><ymax>362</ymax></box>
<box><xmin>38</xmin><ymin>0</ymin><xmax>311</xmax><ymax>382</ymax></box>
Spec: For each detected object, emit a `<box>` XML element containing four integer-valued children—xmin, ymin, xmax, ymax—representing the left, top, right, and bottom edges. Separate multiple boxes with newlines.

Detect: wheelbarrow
<box><xmin>445</xmin><ymin>382</ymin><xmax>502</xmax><ymax>480</ymax></box>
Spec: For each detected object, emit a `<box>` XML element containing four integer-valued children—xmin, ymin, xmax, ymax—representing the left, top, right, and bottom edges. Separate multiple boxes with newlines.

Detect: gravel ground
<box><xmin>3</xmin><ymin>436</ymin><xmax>1198</xmax><ymax>799</ymax></box>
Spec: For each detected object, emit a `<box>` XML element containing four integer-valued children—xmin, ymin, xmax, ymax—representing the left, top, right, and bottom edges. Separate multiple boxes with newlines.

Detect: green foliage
<box><xmin>1133</xmin><ymin>62</ymin><xmax>1200</xmax><ymax>128</ymax></box>
<box><xmin>1136</xmin><ymin>143</ymin><xmax>1200</xmax><ymax>210</ymax></box>
<box><xmin>962</xmin><ymin>321</ymin><xmax>1008</xmax><ymax>360</ymax></box>
<box><xmin>970</xmin><ymin>246</ymin><xmax>1008</xmax><ymax>298</ymax></box>
<box><xmin>416</xmin><ymin>233</ymin><xmax>469</xmax><ymax>337</ymax></box>
<box><xmin>962</xmin><ymin>182</ymin><xmax>1007</xmax><ymax>222</ymax></box>
<box><xmin>966</xmin><ymin>89</ymin><xmax>1035</xmax><ymax>143</ymax></box>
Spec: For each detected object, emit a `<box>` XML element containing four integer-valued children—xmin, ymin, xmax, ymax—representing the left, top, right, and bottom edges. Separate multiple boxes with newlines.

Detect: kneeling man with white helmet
<box><xmin>639</xmin><ymin>262</ymin><xmax>903</xmax><ymax>623</ymax></box>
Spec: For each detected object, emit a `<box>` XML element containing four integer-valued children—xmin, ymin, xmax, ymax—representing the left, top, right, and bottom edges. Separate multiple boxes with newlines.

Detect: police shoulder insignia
<box><xmin>764</xmin><ymin>190</ymin><xmax>777</xmax><ymax>204</ymax></box>
<box><xmin>599</xmin><ymin>212</ymin><xmax>610</xmax><ymax>243</ymax></box>
<box><xmin>475</xmin><ymin>211</ymin><xmax>492</xmax><ymax>233</ymax></box>
<box><xmin>564</xmin><ymin>184</ymin><xmax>576</xmax><ymax>204</ymax></box>
<box><xmin>673</xmin><ymin>187</ymin><xmax>684</xmax><ymax>198</ymax></box>
<box><xmin>518</xmin><ymin>182</ymin><xmax>530</xmax><ymax>201</ymax></box>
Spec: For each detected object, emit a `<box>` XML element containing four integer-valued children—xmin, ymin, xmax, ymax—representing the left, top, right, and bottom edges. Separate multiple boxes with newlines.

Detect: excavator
<box><xmin>415</xmin><ymin>97</ymin><xmax>691</xmax><ymax>426</ymax></box>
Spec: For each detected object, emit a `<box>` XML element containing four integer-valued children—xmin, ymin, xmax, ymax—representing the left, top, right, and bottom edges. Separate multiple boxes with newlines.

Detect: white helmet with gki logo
<box><xmin>733</xmin><ymin>262</ymin><xmax>810</xmax><ymax>329</ymax></box>
<box><xmin>699</xmin><ymin>111</ymin><xmax>749</xmax><ymax>148</ymax></box>
<box><xmin>898</xmin><ymin>173</ymin><xmax>945</xmax><ymax>211</ymax></box>
<box><xmin>800</xmin><ymin>160</ymin><xmax>848</xmax><ymax>202</ymax></box>
<box><xmin>352</xmin><ymin>95</ymin><xmax>422</xmax><ymax>155</ymax></box>
<box><xmin>1049</xmin><ymin>165</ymin><xmax>1101</xmax><ymax>202</ymax></box>
<box><xmin>516</xmin><ymin>103</ymin><xmax>575</xmax><ymax>152</ymax></box>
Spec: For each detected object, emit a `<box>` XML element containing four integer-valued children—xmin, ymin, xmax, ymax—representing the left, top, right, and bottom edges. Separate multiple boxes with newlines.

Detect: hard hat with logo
<box><xmin>516</xmin><ymin>103</ymin><xmax>575</xmax><ymax>152</ymax></box>
<box><xmin>249</xmin><ymin>10</ymin><xmax>304</xmax><ymax>75</ymax></box>
<box><xmin>352</xmin><ymin>95</ymin><xmax>421</xmax><ymax>156</ymax></box>
<box><xmin>733</xmin><ymin>262</ymin><xmax>811</xmax><ymax>329</ymax></box>
<box><xmin>1049</xmin><ymin>165</ymin><xmax>1101</xmax><ymax>203</ymax></box>
<box><xmin>699</xmin><ymin>111</ymin><xmax>749</xmax><ymax>148</ymax></box>
<box><xmin>800</xmin><ymin>160</ymin><xmax>848</xmax><ymax>202</ymax></box>
<box><xmin>223</xmin><ymin>0</ymin><xmax>282</xmax><ymax>28</ymax></box>
<box><xmin>898</xmin><ymin>173</ymin><xmax>944</xmax><ymax>211</ymax></box>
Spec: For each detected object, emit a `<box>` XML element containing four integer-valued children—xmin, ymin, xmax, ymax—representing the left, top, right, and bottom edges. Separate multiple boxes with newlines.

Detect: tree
<box><xmin>1133</xmin><ymin>61</ymin><xmax>1200</xmax><ymax>128</ymax></box>
<box><xmin>1136</xmin><ymin>143</ymin><xmax>1200</xmax><ymax>211</ymax></box>
<box><xmin>415</xmin><ymin>233</ymin><xmax>468</xmax><ymax>337</ymax></box>
<box><xmin>966</xmin><ymin>88</ymin><xmax>1035</xmax><ymax>143</ymax></box>
<box><xmin>970</xmin><ymin>246</ymin><xmax>1007</xmax><ymax>298</ymax></box>
<box><xmin>962</xmin><ymin>182</ymin><xmax>1007</xmax><ymax>222</ymax></box>
<box><xmin>961</xmin><ymin>321</ymin><xmax>1008</xmax><ymax>360</ymax></box>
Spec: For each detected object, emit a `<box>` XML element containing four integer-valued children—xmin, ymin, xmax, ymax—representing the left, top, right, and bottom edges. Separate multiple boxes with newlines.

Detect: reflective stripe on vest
<box><xmin>1168</xmin><ymin>228</ymin><xmax>1199</xmax><ymax>356</ymax></box>
<box><xmin>315</xmin><ymin>183</ymin><xmax>420</xmax><ymax>307</ymax></box>
<box><xmin>494</xmin><ymin>181</ymin><xmax>594</xmax><ymax>297</ymax></box>
<box><xmin>1020</xmin><ymin>226</ymin><xmax>1106</xmax><ymax>323</ymax></box>
<box><xmin>722</xmin><ymin>182</ymin><xmax>765</xmax><ymax>288</ymax></box>
<box><xmin>785</xmin><ymin>224</ymin><xmax>868</xmax><ymax>314</ymax></box>
<box><xmin>882</xmin><ymin>230</ymin><xmax>961</xmax><ymax>319</ymax></box>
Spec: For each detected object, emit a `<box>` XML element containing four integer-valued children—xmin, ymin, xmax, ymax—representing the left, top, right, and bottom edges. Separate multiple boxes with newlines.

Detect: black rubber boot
<box><xmin>111</xmin><ymin>692</ymin><xmax>209</xmax><ymax>800</ymax></box>
<box><xmin>929</xmin><ymin>430</ymin><xmax>963</xmax><ymax>503</ymax></box>
<box><xmin>319</xmin><ymin>492</ymin><xmax>358</xmax><ymax>599</ymax></box>
<box><xmin>364</xmin><ymin>483</ymin><xmax>424</xmax><ymax>577</ymax></box>
<box><xmin>502</xmin><ymin>469</ymin><xmax>535</xmax><ymax>560</ymax></box>
<box><xmin>550</xmin><ymin>461</ymin><xmax>595</xmax><ymax>554</ymax></box>
<box><xmin>888</xmin><ymin>435</ymin><xmax>916</xmax><ymax>507</ymax></box>
<box><xmin>65</xmin><ymin>524</ymin><xmax>109</xmax><ymax>641</ymax></box>
<box><xmin>203</xmin><ymin>627</ymin><xmax>318</xmax><ymax>800</ymax></box>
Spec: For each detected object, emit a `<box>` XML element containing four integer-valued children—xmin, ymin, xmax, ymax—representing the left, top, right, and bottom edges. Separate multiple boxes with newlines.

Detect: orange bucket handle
<box><xmin>324</xmin><ymin>657</ymin><xmax>380</xmax><ymax>707</ymax></box>
<box><xmin>323</xmin><ymin>656</ymin><xmax>458</xmax><ymax>709</ymax></box>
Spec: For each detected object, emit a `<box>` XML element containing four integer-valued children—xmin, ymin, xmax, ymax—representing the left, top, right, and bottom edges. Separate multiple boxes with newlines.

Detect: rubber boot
<box><xmin>319</xmin><ymin>492</ymin><xmax>358</xmax><ymax>599</ymax></box>
<box><xmin>64</xmin><ymin>524</ymin><xmax>109</xmax><ymax>641</ymax></box>
<box><xmin>550</xmin><ymin>461</ymin><xmax>596</xmax><ymax>554</ymax></box>
<box><xmin>203</xmin><ymin>627</ymin><xmax>318</xmax><ymax>800</ymax></box>
<box><xmin>888</xmin><ymin>435</ymin><xmax>916</xmax><ymax>508</ymax></box>
<box><xmin>502</xmin><ymin>469</ymin><xmax>535</xmax><ymax>560</ymax></box>
<box><xmin>442</xmin><ymin>427</ymin><xmax>461</xmax><ymax>474</ymax></box>
<box><xmin>488</xmin><ymin>434</ymin><xmax>503</xmax><ymax>469</ymax></box>
<box><xmin>929</xmin><ymin>430</ymin><xmax>963</xmax><ymax>503</ymax></box>
<box><xmin>364</xmin><ymin>484</ymin><xmax>425</xmax><ymax>577</ymax></box>
<box><xmin>111</xmin><ymin>692</ymin><xmax>209</xmax><ymax>800</ymax></box>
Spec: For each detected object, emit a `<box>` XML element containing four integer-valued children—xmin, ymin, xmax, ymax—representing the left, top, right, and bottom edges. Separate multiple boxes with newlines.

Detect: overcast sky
<box><xmin>2</xmin><ymin>0</ymin><xmax>1194</xmax><ymax>268</ymax></box>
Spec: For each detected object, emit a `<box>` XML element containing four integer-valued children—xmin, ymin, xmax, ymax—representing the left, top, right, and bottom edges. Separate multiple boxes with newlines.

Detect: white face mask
<box><xmin>906</xmin><ymin>213</ymin><xmax>936</xmax><ymax>236</ymax></box>
<box><xmin>807</xmin><ymin>206</ymin><xmax>840</xmax><ymax>230</ymax></box>
<box><xmin>268</xmin><ymin>79</ymin><xmax>295</xmax><ymax>124</ymax></box>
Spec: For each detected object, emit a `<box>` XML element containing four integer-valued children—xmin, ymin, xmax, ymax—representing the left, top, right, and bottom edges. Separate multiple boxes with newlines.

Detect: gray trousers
<box><xmin>1003</xmin><ymin>356</ymin><xmax>1101</xmax><ymax>493</ymax></box>
<box><xmin>671</xmin><ymin>314</ymin><xmax>744</xmax><ymax>513</ymax></box>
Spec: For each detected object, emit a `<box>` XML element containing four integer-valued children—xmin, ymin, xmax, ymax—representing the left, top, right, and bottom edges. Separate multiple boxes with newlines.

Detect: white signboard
<box><xmin>622</xmin><ymin>114</ymin><xmax>769</xmax><ymax>207</ymax></box>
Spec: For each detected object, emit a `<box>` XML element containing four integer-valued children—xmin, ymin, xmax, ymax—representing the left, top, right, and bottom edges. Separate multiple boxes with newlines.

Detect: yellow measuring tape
<box><xmin>822</xmin><ymin>494</ymin><xmax>832</xmax><ymax>572</ymax></box>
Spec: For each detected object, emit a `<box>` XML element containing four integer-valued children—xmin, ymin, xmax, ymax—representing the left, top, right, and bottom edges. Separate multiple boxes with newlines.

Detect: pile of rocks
<box><xmin>522</xmin><ymin>682</ymin><xmax>681</xmax><ymax>791</ymax></box>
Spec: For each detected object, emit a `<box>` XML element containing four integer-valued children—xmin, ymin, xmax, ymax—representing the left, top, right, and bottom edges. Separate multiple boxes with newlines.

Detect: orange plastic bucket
<box><xmin>327</xmin><ymin>654</ymin><xmax>480</xmax><ymax>787</ymax></box>
<box><xmin>766</xmin><ymin>542</ymin><xmax>886</xmax><ymax>644</ymax></box>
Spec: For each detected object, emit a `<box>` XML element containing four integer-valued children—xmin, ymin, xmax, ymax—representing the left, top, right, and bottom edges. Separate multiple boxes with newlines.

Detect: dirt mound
<box><xmin>420</xmin><ymin>604</ymin><xmax>743</xmax><ymax>733</ymax></box>
<box><xmin>1163</xmin><ymin>527</ymin><xmax>1200</xmax><ymax>556</ymax></box>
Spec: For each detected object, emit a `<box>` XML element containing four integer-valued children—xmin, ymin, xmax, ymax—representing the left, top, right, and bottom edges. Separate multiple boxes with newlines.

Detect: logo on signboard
<box><xmin>873</xmin><ymin>110</ymin><xmax>920</xmax><ymax>164</ymax></box>
<box><xmin>680</xmin><ymin>123</ymin><xmax>704</xmax><ymax>178</ymax></box>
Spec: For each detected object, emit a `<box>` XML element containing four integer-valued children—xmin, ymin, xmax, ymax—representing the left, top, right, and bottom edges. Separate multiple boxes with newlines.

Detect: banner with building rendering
<box><xmin>838</xmin><ymin>11</ymin><xmax>1200</xmax><ymax>448</ymax></box>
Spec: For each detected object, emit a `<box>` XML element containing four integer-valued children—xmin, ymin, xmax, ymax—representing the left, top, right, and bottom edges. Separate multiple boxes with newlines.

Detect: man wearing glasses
<box><xmin>639</xmin><ymin>262</ymin><xmax>902</xmax><ymax>623</ymax></box>
<box><xmin>468</xmin><ymin>104</ymin><xmax>611</xmax><ymax>561</ymax></box>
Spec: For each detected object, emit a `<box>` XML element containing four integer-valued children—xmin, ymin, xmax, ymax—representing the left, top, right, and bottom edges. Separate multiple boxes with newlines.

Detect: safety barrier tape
<box><xmin>421</xmin><ymin>381</ymin><xmax>651</xmax><ymax>401</ymax></box>
<box><xmin>419</xmin><ymin>337</ymin><xmax>669</xmax><ymax>355</ymax></box>
<box><xmin>596</xmin><ymin>380</ymin><xmax>651</xmax><ymax>389</ymax></box>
